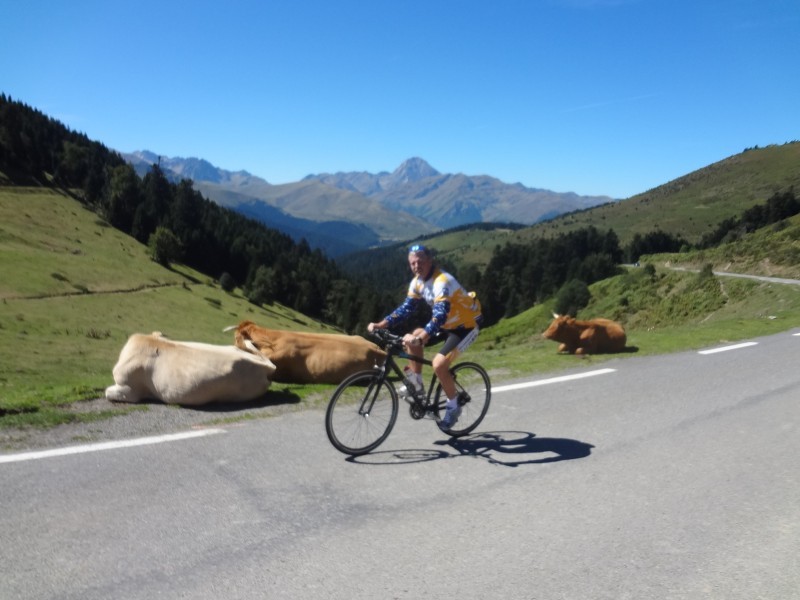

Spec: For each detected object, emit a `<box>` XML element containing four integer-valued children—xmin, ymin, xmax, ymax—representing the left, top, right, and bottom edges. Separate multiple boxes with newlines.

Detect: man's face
<box><xmin>408</xmin><ymin>251</ymin><xmax>432</xmax><ymax>278</ymax></box>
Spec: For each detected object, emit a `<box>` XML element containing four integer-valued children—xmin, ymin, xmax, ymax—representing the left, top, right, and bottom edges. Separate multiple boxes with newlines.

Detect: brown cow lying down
<box><xmin>105</xmin><ymin>332</ymin><xmax>277</xmax><ymax>406</ymax></box>
<box><xmin>229</xmin><ymin>320</ymin><xmax>387</xmax><ymax>384</ymax></box>
<box><xmin>542</xmin><ymin>313</ymin><xmax>627</xmax><ymax>355</ymax></box>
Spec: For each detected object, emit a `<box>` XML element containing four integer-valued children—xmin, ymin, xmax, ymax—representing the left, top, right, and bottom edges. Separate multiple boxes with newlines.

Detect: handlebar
<box><xmin>368</xmin><ymin>328</ymin><xmax>406</xmax><ymax>350</ymax></box>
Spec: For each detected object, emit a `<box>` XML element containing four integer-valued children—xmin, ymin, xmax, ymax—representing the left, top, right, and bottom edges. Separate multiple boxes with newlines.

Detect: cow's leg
<box><xmin>578</xmin><ymin>328</ymin><xmax>598</xmax><ymax>354</ymax></box>
<box><xmin>105</xmin><ymin>384</ymin><xmax>138</xmax><ymax>403</ymax></box>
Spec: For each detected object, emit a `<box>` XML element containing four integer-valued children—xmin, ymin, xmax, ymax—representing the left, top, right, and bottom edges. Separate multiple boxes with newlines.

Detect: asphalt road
<box><xmin>1</xmin><ymin>329</ymin><xmax>798</xmax><ymax>599</ymax></box>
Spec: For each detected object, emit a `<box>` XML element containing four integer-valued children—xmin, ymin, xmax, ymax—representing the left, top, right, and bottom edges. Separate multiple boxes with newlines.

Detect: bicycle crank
<box><xmin>409</xmin><ymin>402</ymin><xmax>427</xmax><ymax>420</ymax></box>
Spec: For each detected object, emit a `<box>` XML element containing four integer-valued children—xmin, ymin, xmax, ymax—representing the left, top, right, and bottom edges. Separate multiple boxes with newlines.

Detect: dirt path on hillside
<box><xmin>658</xmin><ymin>263</ymin><xmax>800</xmax><ymax>284</ymax></box>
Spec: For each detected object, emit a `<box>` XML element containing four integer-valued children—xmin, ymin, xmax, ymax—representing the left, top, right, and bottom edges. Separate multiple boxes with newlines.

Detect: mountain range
<box><xmin>123</xmin><ymin>151</ymin><xmax>614</xmax><ymax>257</ymax></box>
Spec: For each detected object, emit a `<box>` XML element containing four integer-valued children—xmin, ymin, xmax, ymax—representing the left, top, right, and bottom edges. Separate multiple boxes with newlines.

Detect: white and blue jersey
<box><xmin>384</xmin><ymin>267</ymin><xmax>482</xmax><ymax>337</ymax></box>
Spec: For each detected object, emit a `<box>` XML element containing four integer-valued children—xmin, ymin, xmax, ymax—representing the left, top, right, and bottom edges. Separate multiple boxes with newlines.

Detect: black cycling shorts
<box><xmin>431</xmin><ymin>326</ymin><xmax>480</xmax><ymax>359</ymax></box>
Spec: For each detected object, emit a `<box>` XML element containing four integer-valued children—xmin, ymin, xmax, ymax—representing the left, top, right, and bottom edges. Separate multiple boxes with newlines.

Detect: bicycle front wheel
<box><xmin>434</xmin><ymin>362</ymin><xmax>491</xmax><ymax>437</ymax></box>
<box><xmin>325</xmin><ymin>370</ymin><xmax>399</xmax><ymax>456</ymax></box>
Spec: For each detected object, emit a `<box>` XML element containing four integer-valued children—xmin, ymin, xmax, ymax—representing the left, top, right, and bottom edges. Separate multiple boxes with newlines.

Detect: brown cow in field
<box><xmin>105</xmin><ymin>332</ymin><xmax>276</xmax><ymax>406</ymax></box>
<box><xmin>542</xmin><ymin>313</ymin><xmax>627</xmax><ymax>355</ymax></box>
<box><xmin>229</xmin><ymin>320</ymin><xmax>387</xmax><ymax>384</ymax></box>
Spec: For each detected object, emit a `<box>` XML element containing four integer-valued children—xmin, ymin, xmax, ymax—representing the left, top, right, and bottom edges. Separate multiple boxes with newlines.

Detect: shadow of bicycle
<box><xmin>437</xmin><ymin>431</ymin><xmax>594</xmax><ymax>467</ymax></box>
<box><xmin>348</xmin><ymin>431</ymin><xmax>594</xmax><ymax>467</ymax></box>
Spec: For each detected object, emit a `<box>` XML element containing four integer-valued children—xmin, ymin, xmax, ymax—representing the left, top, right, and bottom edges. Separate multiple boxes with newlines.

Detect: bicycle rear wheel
<box><xmin>434</xmin><ymin>362</ymin><xmax>491</xmax><ymax>437</ymax></box>
<box><xmin>325</xmin><ymin>370</ymin><xmax>399</xmax><ymax>456</ymax></box>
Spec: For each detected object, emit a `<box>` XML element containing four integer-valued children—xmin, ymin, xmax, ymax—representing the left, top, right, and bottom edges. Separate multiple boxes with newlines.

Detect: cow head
<box><xmin>542</xmin><ymin>313</ymin><xmax>576</xmax><ymax>342</ymax></box>
<box><xmin>230</xmin><ymin>320</ymin><xmax>277</xmax><ymax>354</ymax></box>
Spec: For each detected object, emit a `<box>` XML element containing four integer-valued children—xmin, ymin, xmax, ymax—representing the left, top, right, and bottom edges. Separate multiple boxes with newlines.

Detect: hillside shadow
<box><xmin>169</xmin><ymin>267</ymin><xmax>202</xmax><ymax>284</ymax></box>
<box><xmin>347</xmin><ymin>431</ymin><xmax>594</xmax><ymax>467</ymax></box>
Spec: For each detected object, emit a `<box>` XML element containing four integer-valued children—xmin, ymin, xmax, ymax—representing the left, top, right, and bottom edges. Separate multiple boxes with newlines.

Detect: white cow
<box><xmin>105</xmin><ymin>332</ymin><xmax>277</xmax><ymax>406</ymax></box>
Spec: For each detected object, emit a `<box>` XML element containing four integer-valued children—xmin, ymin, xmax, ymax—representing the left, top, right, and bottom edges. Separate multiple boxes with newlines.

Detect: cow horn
<box><xmin>552</xmin><ymin>312</ymin><xmax>560</xmax><ymax>318</ymax></box>
<box><xmin>222</xmin><ymin>325</ymin><xmax>237</xmax><ymax>332</ymax></box>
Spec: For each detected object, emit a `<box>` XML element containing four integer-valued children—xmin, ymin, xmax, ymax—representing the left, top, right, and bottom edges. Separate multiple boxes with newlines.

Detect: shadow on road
<box><xmin>348</xmin><ymin>431</ymin><xmax>594</xmax><ymax>467</ymax></box>
<box><xmin>163</xmin><ymin>389</ymin><xmax>302</xmax><ymax>412</ymax></box>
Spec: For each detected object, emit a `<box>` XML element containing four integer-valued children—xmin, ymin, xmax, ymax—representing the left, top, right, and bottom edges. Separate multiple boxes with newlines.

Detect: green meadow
<box><xmin>2</xmin><ymin>186</ymin><xmax>799</xmax><ymax>430</ymax></box>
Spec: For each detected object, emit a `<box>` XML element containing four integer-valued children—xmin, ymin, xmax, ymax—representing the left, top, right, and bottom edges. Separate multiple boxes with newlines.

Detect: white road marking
<box><xmin>698</xmin><ymin>341</ymin><xmax>758</xmax><ymax>355</ymax></box>
<box><xmin>493</xmin><ymin>368</ymin><xmax>616</xmax><ymax>393</ymax></box>
<box><xmin>0</xmin><ymin>428</ymin><xmax>225</xmax><ymax>465</ymax></box>
<box><xmin>2</xmin><ymin>335</ymin><xmax>780</xmax><ymax>464</ymax></box>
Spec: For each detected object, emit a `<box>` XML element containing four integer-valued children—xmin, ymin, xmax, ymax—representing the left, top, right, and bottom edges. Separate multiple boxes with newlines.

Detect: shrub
<box><xmin>245</xmin><ymin>265</ymin><xmax>277</xmax><ymax>306</ymax></box>
<box><xmin>147</xmin><ymin>227</ymin><xmax>183</xmax><ymax>266</ymax></box>
<box><xmin>554</xmin><ymin>279</ymin><xmax>591</xmax><ymax>316</ymax></box>
<box><xmin>219</xmin><ymin>272</ymin><xmax>236</xmax><ymax>292</ymax></box>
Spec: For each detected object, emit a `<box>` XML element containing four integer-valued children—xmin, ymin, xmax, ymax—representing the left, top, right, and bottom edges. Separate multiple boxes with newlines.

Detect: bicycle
<box><xmin>325</xmin><ymin>328</ymin><xmax>491</xmax><ymax>456</ymax></box>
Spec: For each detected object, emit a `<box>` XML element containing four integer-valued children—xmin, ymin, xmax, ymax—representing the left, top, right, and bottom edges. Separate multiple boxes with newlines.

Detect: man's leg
<box><xmin>434</xmin><ymin>327</ymin><xmax>478</xmax><ymax>396</ymax></box>
<box><xmin>405</xmin><ymin>338</ymin><xmax>424</xmax><ymax>376</ymax></box>
<box><xmin>436</xmin><ymin>328</ymin><xmax>480</xmax><ymax>428</ymax></box>
<box><xmin>432</xmin><ymin>352</ymin><xmax>456</xmax><ymax>399</ymax></box>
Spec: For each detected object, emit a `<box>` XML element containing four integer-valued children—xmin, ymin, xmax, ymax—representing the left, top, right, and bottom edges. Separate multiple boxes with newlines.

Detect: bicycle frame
<box><xmin>355</xmin><ymin>330</ymin><xmax>443</xmax><ymax>419</ymax></box>
<box><xmin>351</xmin><ymin>356</ymin><xmax>406</xmax><ymax>419</ymax></box>
<box><xmin>325</xmin><ymin>328</ymin><xmax>492</xmax><ymax>455</ymax></box>
<box><xmin>373</xmin><ymin>344</ymin><xmax>433</xmax><ymax>406</ymax></box>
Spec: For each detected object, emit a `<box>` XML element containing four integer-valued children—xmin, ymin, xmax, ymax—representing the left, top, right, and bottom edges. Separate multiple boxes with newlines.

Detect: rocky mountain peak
<box><xmin>123</xmin><ymin>151</ymin><xmax>260</xmax><ymax>186</ymax></box>
<box><xmin>388</xmin><ymin>157</ymin><xmax>440</xmax><ymax>186</ymax></box>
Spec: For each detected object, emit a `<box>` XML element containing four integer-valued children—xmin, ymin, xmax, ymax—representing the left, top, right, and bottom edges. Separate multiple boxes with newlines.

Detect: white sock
<box><xmin>446</xmin><ymin>397</ymin><xmax>459</xmax><ymax>409</ymax></box>
<box><xmin>404</xmin><ymin>368</ymin><xmax>423</xmax><ymax>389</ymax></box>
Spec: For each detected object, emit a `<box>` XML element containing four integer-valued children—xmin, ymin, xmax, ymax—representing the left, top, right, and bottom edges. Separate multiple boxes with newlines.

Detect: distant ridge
<box><xmin>305</xmin><ymin>157</ymin><xmax>442</xmax><ymax>195</ymax></box>
<box><xmin>304</xmin><ymin>157</ymin><xmax>613</xmax><ymax>229</ymax></box>
<box><xmin>123</xmin><ymin>152</ymin><xmax>615</xmax><ymax>256</ymax></box>
<box><xmin>124</xmin><ymin>151</ymin><xmax>262</xmax><ymax>186</ymax></box>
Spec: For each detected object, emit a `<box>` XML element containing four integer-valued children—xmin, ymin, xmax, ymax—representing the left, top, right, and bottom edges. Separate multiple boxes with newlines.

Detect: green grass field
<box><xmin>2</xmin><ymin>185</ymin><xmax>799</xmax><ymax>430</ymax></box>
<box><xmin>419</xmin><ymin>143</ymin><xmax>800</xmax><ymax>272</ymax></box>
<box><xmin>0</xmin><ymin>188</ymin><xmax>347</xmax><ymax>425</ymax></box>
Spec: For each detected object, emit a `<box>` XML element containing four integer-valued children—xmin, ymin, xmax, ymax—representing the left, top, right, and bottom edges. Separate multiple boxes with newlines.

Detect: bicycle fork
<box><xmin>358</xmin><ymin>379</ymin><xmax>383</xmax><ymax>417</ymax></box>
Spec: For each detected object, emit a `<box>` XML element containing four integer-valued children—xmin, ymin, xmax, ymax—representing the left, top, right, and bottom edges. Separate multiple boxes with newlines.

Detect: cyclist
<box><xmin>368</xmin><ymin>244</ymin><xmax>483</xmax><ymax>428</ymax></box>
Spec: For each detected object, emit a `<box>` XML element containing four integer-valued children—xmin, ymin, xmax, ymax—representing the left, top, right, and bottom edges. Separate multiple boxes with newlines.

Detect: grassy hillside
<box><xmin>642</xmin><ymin>213</ymin><xmax>800</xmax><ymax>280</ymax></box>
<box><xmin>0</xmin><ymin>187</ymin><xmax>345</xmax><ymax>424</ymax></box>
<box><xmin>517</xmin><ymin>142</ymin><xmax>800</xmax><ymax>247</ymax></box>
<box><xmin>409</xmin><ymin>226</ymin><xmax>520</xmax><ymax>272</ymax></box>
<box><xmin>411</xmin><ymin>143</ymin><xmax>800</xmax><ymax>268</ymax></box>
<box><xmin>478</xmin><ymin>264</ymin><xmax>800</xmax><ymax>377</ymax></box>
<box><xmin>2</xmin><ymin>184</ymin><xmax>800</xmax><ymax>433</ymax></box>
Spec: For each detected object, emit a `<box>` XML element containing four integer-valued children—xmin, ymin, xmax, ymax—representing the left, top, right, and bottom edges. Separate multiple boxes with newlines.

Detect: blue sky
<box><xmin>2</xmin><ymin>0</ymin><xmax>798</xmax><ymax>198</ymax></box>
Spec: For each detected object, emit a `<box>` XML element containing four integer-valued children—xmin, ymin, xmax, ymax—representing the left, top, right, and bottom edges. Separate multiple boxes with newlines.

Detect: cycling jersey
<box><xmin>384</xmin><ymin>267</ymin><xmax>482</xmax><ymax>337</ymax></box>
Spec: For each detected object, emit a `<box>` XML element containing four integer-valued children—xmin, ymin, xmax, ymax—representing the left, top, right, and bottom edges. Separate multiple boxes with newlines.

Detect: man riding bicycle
<box><xmin>367</xmin><ymin>244</ymin><xmax>483</xmax><ymax>429</ymax></box>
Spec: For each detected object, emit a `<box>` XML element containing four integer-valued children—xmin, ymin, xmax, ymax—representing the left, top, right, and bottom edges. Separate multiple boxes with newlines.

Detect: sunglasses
<box><xmin>408</xmin><ymin>244</ymin><xmax>427</xmax><ymax>253</ymax></box>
